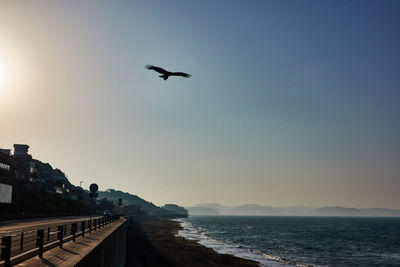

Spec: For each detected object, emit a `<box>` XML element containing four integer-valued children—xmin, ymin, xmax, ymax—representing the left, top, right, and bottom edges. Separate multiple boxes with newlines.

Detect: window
<box><xmin>0</xmin><ymin>162</ymin><xmax>10</xmax><ymax>171</ymax></box>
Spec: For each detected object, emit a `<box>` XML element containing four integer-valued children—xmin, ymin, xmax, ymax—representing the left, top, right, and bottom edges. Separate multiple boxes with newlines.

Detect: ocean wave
<box><xmin>262</xmin><ymin>253</ymin><xmax>317</xmax><ymax>267</ymax></box>
<box><xmin>173</xmin><ymin>218</ymin><xmax>316</xmax><ymax>267</ymax></box>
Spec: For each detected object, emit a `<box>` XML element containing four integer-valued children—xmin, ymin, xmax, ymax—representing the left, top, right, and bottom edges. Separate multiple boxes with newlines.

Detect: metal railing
<box><xmin>0</xmin><ymin>215</ymin><xmax>120</xmax><ymax>267</ymax></box>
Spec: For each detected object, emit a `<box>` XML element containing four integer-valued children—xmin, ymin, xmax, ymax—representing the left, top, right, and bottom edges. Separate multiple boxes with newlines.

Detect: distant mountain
<box><xmin>192</xmin><ymin>203</ymin><xmax>232</xmax><ymax>214</ymax></box>
<box><xmin>233</xmin><ymin>204</ymin><xmax>281</xmax><ymax>215</ymax></box>
<box><xmin>313</xmin><ymin>206</ymin><xmax>363</xmax><ymax>216</ymax></box>
<box><xmin>187</xmin><ymin>204</ymin><xmax>400</xmax><ymax>217</ymax></box>
<box><xmin>279</xmin><ymin>206</ymin><xmax>316</xmax><ymax>216</ymax></box>
<box><xmin>361</xmin><ymin>208</ymin><xmax>400</xmax><ymax>217</ymax></box>
<box><xmin>188</xmin><ymin>203</ymin><xmax>317</xmax><ymax>216</ymax></box>
<box><xmin>188</xmin><ymin>207</ymin><xmax>219</xmax><ymax>215</ymax></box>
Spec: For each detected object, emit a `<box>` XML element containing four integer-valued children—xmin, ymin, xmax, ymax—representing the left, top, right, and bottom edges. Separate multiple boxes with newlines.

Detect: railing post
<box><xmin>94</xmin><ymin>219</ymin><xmax>97</xmax><ymax>231</ymax></box>
<box><xmin>47</xmin><ymin>227</ymin><xmax>50</xmax><ymax>241</ymax></box>
<box><xmin>20</xmin><ymin>232</ymin><xmax>24</xmax><ymax>251</ymax></box>
<box><xmin>1</xmin><ymin>236</ymin><xmax>11</xmax><ymax>267</ymax></box>
<box><xmin>72</xmin><ymin>223</ymin><xmax>77</xmax><ymax>242</ymax></box>
<box><xmin>64</xmin><ymin>224</ymin><xmax>67</xmax><ymax>236</ymax></box>
<box><xmin>58</xmin><ymin>226</ymin><xmax>64</xmax><ymax>248</ymax></box>
<box><xmin>36</xmin><ymin>230</ymin><xmax>44</xmax><ymax>259</ymax></box>
<box><xmin>81</xmin><ymin>221</ymin><xmax>86</xmax><ymax>237</ymax></box>
<box><xmin>88</xmin><ymin>220</ymin><xmax>91</xmax><ymax>234</ymax></box>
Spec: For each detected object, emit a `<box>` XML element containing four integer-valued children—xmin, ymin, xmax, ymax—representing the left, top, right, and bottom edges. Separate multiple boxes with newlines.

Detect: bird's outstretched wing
<box><xmin>172</xmin><ymin>72</ymin><xmax>191</xmax><ymax>78</ymax></box>
<box><xmin>145</xmin><ymin>65</ymin><xmax>168</xmax><ymax>74</ymax></box>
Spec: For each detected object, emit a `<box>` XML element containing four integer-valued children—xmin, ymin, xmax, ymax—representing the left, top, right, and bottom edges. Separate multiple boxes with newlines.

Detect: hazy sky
<box><xmin>1</xmin><ymin>1</ymin><xmax>399</xmax><ymax>208</ymax></box>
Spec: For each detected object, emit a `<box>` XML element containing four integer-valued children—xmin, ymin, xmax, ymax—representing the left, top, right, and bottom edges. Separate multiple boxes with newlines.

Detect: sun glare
<box><xmin>0</xmin><ymin>55</ymin><xmax>17</xmax><ymax>94</ymax></box>
<box><xmin>0</xmin><ymin>63</ymin><xmax>5</xmax><ymax>88</ymax></box>
<box><xmin>0</xmin><ymin>51</ymin><xmax>17</xmax><ymax>93</ymax></box>
<box><xmin>0</xmin><ymin>58</ymin><xmax>9</xmax><ymax>92</ymax></box>
<box><xmin>0</xmin><ymin>57</ymin><xmax>14</xmax><ymax>102</ymax></box>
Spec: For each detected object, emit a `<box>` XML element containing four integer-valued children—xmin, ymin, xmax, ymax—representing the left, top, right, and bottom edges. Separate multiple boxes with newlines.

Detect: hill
<box><xmin>162</xmin><ymin>204</ymin><xmax>189</xmax><ymax>217</ymax></box>
<box><xmin>98</xmin><ymin>189</ymin><xmax>187</xmax><ymax>218</ymax></box>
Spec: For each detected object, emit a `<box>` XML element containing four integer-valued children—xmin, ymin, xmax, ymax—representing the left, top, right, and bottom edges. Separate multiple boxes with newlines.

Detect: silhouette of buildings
<box><xmin>0</xmin><ymin>144</ymin><xmax>84</xmax><ymax>205</ymax></box>
<box><xmin>0</xmin><ymin>149</ymin><xmax>11</xmax><ymax>155</ymax></box>
<box><xmin>0</xmin><ymin>148</ymin><xmax>26</xmax><ymax>205</ymax></box>
<box><xmin>13</xmin><ymin>144</ymin><xmax>30</xmax><ymax>157</ymax></box>
<box><xmin>0</xmin><ymin>149</ymin><xmax>26</xmax><ymax>181</ymax></box>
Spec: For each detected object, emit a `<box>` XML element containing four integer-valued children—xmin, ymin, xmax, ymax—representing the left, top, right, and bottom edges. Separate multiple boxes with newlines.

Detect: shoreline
<box><xmin>125</xmin><ymin>216</ymin><xmax>259</xmax><ymax>267</ymax></box>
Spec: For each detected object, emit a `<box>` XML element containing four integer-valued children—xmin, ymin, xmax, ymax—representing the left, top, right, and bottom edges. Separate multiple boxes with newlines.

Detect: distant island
<box><xmin>186</xmin><ymin>203</ymin><xmax>400</xmax><ymax>217</ymax></box>
<box><xmin>188</xmin><ymin>207</ymin><xmax>220</xmax><ymax>216</ymax></box>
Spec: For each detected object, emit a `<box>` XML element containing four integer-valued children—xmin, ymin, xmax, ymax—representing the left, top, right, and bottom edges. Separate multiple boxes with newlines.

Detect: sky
<box><xmin>0</xmin><ymin>0</ymin><xmax>399</xmax><ymax>209</ymax></box>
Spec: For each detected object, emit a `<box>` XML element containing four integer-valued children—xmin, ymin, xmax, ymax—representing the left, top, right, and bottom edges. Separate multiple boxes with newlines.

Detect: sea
<box><xmin>175</xmin><ymin>216</ymin><xmax>400</xmax><ymax>267</ymax></box>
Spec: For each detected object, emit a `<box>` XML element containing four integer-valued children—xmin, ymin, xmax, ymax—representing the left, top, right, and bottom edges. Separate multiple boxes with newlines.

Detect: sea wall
<box><xmin>75</xmin><ymin>217</ymin><xmax>127</xmax><ymax>267</ymax></box>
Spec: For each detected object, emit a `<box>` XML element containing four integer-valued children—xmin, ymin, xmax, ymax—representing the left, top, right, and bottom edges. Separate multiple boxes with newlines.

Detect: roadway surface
<box><xmin>0</xmin><ymin>216</ymin><xmax>102</xmax><ymax>235</ymax></box>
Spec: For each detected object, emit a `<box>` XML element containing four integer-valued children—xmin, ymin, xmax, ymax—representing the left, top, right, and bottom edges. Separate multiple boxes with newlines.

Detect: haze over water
<box><xmin>0</xmin><ymin>1</ymin><xmax>399</xmax><ymax>209</ymax></box>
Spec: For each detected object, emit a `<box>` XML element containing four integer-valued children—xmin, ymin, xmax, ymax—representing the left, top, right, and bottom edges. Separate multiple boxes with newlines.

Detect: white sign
<box><xmin>0</xmin><ymin>183</ymin><xmax>12</xmax><ymax>204</ymax></box>
<box><xmin>0</xmin><ymin>162</ymin><xmax>10</xmax><ymax>171</ymax></box>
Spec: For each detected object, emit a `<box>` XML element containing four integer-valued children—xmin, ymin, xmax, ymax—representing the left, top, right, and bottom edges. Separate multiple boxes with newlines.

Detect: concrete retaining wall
<box><xmin>75</xmin><ymin>218</ymin><xmax>127</xmax><ymax>267</ymax></box>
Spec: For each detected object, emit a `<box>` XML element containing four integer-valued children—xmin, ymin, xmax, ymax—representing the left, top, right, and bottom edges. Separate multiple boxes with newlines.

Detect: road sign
<box><xmin>89</xmin><ymin>183</ymin><xmax>98</xmax><ymax>193</ymax></box>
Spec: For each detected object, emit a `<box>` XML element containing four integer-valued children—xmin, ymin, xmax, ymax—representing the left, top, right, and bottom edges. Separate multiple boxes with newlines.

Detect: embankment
<box><xmin>75</xmin><ymin>217</ymin><xmax>127</xmax><ymax>267</ymax></box>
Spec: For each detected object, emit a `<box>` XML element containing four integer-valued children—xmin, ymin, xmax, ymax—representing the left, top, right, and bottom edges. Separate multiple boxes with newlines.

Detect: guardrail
<box><xmin>0</xmin><ymin>215</ymin><xmax>120</xmax><ymax>267</ymax></box>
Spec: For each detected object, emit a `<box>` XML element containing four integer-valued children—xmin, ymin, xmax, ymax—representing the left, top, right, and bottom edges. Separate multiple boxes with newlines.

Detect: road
<box><xmin>0</xmin><ymin>215</ymin><xmax>102</xmax><ymax>235</ymax></box>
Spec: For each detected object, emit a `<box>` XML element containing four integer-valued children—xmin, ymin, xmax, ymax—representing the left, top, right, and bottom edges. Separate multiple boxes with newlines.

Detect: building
<box><xmin>0</xmin><ymin>151</ymin><xmax>26</xmax><ymax>205</ymax></box>
<box><xmin>13</xmin><ymin>144</ymin><xmax>30</xmax><ymax>156</ymax></box>
<box><xmin>10</xmin><ymin>144</ymin><xmax>36</xmax><ymax>182</ymax></box>
<box><xmin>0</xmin><ymin>149</ymin><xmax>11</xmax><ymax>156</ymax></box>
<box><xmin>0</xmin><ymin>150</ymin><xmax>26</xmax><ymax>181</ymax></box>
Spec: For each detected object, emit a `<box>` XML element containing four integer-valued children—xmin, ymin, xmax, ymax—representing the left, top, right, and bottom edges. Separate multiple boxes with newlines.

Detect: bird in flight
<box><xmin>145</xmin><ymin>65</ymin><xmax>191</xmax><ymax>80</ymax></box>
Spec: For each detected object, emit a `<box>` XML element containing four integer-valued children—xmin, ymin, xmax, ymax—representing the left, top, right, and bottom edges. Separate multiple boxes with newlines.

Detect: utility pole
<box><xmin>89</xmin><ymin>183</ymin><xmax>99</xmax><ymax>222</ymax></box>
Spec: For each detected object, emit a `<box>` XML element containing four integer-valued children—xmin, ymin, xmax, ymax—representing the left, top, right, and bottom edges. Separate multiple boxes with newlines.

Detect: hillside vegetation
<box><xmin>98</xmin><ymin>189</ymin><xmax>188</xmax><ymax>218</ymax></box>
